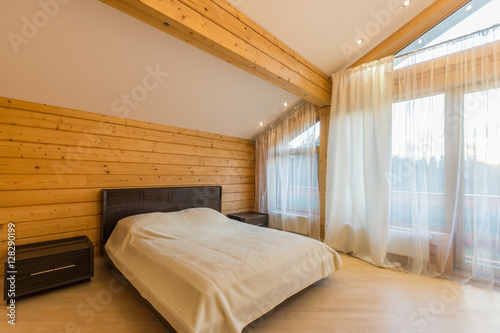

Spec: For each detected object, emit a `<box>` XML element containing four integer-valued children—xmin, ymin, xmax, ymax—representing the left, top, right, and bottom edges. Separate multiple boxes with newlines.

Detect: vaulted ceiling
<box><xmin>1</xmin><ymin>0</ymin><xmax>436</xmax><ymax>139</ymax></box>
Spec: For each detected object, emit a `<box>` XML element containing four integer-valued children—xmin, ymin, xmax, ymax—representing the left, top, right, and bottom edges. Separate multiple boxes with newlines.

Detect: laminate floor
<box><xmin>1</xmin><ymin>254</ymin><xmax>499</xmax><ymax>333</ymax></box>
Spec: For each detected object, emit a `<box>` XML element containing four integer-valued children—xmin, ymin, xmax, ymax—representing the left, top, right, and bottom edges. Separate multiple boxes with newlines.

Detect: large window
<box><xmin>461</xmin><ymin>88</ymin><xmax>500</xmax><ymax>270</ymax></box>
<box><xmin>256</xmin><ymin>102</ymin><xmax>321</xmax><ymax>239</ymax></box>
<box><xmin>388</xmin><ymin>0</ymin><xmax>500</xmax><ymax>281</ymax></box>
<box><xmin>390</xmin><ymin>95</ymin><xmax>445</xmax><ymax>230</ymax></box>
<box><xmin>276</xmin><ymin>122</ymin><xmax>319</xmax><ymax>214</ymax></box>
<box><xmin>397</xmin><ymin>0</ymin><xmax>500</xmax><ymax>56</ymax></box>
<box><xmin>390</xmin><ymin>78</ymin><xmax>500</xmax><ymax>277</ymax></box>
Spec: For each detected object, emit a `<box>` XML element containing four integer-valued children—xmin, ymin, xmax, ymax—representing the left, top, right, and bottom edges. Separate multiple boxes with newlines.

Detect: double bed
<box><xmin>102</xmin><ymin>186</ymin><xmax>341</xmax><ymax>332</ymax></box>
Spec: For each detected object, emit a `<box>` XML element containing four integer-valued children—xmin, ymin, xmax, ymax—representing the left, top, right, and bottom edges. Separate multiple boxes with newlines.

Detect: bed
<box><xmin>102</xmin><ymin>186</ymin><xmax>341</xmax><ymax>333</ymax></box>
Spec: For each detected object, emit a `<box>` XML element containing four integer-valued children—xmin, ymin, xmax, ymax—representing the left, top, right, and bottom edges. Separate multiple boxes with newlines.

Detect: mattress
<box><xmin>105</xmin><ymin>207</ymin><xmax>341</xmax><ymax>333</ymax></box>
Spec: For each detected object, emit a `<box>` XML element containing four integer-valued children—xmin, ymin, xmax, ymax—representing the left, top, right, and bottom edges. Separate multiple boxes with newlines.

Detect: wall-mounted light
<box><xmin>465</xmin><ymin>4</ymin><xmax>472</xmax><ymax>11</ymax></box>
<box><xmin>417</xmin><ymin>39</ymin><xmax>423</xmax><ymax>44</ymax></box>
<box><xmin>403</xmin><ymin>0</ymin><xmax>411</xmax><ymax>7</ymax></box>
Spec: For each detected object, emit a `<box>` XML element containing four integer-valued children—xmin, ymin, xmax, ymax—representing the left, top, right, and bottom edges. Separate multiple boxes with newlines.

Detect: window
<box><xmin>289</xmin><ymin>121</ymin><xmax>320</xmax><ymax>148</ymax></box>
<box><xmin>390</xmin><ymin>95</ymin><xmax>445</xmax><ymax>230</ymax></box>
<box><xmin>276</xmin><ymin>122</ymin><xmax>320</xmax><ymax>214</ymax></box>
<box><xmin>397</xmin><ymin>0</ymin><xmax>500</xmax><ymax>56</ymax></box>
<box><xmin>461</xmin><ymin>88</ymin><xmax>500</xmax><ymax>270</ymax></box>
<box><xmin>390</xmin><ymin>64</ymin><xmax>500</xmax><ymax>277</ymax></box>
<box><xmin>390</xmin><ymin>1</ymin><xmax>500</xmax><ymax>278</ymax></box>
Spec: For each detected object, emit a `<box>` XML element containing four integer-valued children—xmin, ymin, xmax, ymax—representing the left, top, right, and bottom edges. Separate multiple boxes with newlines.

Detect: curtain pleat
<box><xmin>256</xmin><ymin>102</ymin><xmax>320</xmax><ymax>239</ymax></box>
<box><xmin>324</xmin><ymin>56</ymin><xmax>394</xmax><ymax>267</ymax></box>
<box><xmin>325</xmin><ymin>26</ymin><xmax>500</xmax><ymax>288</ymax></box>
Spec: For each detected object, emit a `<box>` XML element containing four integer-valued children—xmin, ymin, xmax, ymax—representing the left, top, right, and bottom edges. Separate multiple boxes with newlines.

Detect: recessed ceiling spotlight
<box><xmin>465</xmin><ymin>4</ymin><xmax>472</xmax><ymax>11</ymax></box>
<box><xmin>417</xmin><ymin>39</ymin><xmax>423</xmax><ymax>44</ymax></box>
<box><xmin>356</xmin><ymin>39</ymin><xmax>364</xmax><ymax>45</ymax></box>
<box><xmin>163</xmin><ymin>22</ymin><xmax>171</xmax><ymax>27</ymax></box>
<box><xmin>284</xmin><ymin>83</ymin><xmax>288</xmax><ymax>87</ymax></box>
<box><xmin>259</xmin><ymin>122</ymin><xmax>264</xmax><ymax>126</ymax></box>
<box><xmin>283</xmin><ymin>102</ymin><xmax>288</xmax><ymax>107</ymax></box>
<box><xmin>403</xmin><ymin>0</ymin><xmax>411</xmax><ymax>7</ymax></box>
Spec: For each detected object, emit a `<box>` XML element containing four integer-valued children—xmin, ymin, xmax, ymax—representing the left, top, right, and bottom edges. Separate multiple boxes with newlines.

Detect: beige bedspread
<box><xmin>105</xmin><ymin>208</ymin><xmax>341</xmax><ymax>333</ymax></box>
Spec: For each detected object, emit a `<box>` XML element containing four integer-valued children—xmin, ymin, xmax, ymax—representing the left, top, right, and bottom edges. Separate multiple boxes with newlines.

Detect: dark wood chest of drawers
<box><xmin>227</xmin><ymin>211</ymin><xmax>269</xmax><ymax>227</ymax></box>
<box><xmin>4</xmin><ymin>236</ymin><xmax>94</xmax><ymax>301</ymax></box>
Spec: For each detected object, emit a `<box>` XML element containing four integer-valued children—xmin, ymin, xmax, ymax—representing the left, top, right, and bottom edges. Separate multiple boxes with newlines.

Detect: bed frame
<box><xmin>101</xmin><ymin>186</ymin><xmax>222</xmax><ymax>332</ymax></box>
<box><xmin>102</xmin><ymin>186</ymin><xmax>222</xmax><ymax>244</ymax></box>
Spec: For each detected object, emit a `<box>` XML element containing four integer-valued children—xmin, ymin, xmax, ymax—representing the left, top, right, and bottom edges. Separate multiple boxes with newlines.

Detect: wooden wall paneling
<box><xmin>0</xmin><ymin>202</ymin><xmax>100</xmax><ymax>223</ymax></box>
<box><xmin>0</xmin><ymin>124</ymin><xmax>254</xmax><ymax>160</ymax></box>
<box><xmin>0</xmin><ymin>158</ymin><xmax>254</xmax><ymax>177</ymax></box>
<box><xmin>0</xmin><ymin>216</ymin><xmax>101</xmax><ymax>241</ymax></box>
<box><xmin>0</xmin><ymin>141</ymin><xmax>254</xmax><ymax>168</ymax></box>
<box><xmin>318</xmin><ymin>107</ymin><xmax>330</xmax><ymax>241</ymax></box>
<box><xmin>222</xmin><ymin>200</ymin><xmax>254</xmax><ymax>212</ymax></box>
<box><xmin>0</xmin><ymin>97</ymin><xmax>255</xmax><ymax>268</ymax></box>
<box><xmin>0</xmin><ymin>174</ymin><xmax>255</xmax><ymax>191</ymax></box>
<box><xmin>0</xmin><ymin>188</ymin><xmax>100</xmax><ymax>208</ymax></box>
<box><xmin>0</xmin><ymin>107</ymin><xmax>255</xmax><ymax>153</ymax></box>
<box><xmin>0</xmin><ymin>98</ymin><xmax>250</xmax><ymax>144</ymax></box>
<box><xmin>222</xmin><ymin>191</ymin><xmax>254</xmax><ymax>203</ymax></box>
<box><xmin>0</xmin><ymin>188</ymin><xmax>252</xmax><ymax>208</ymax></box>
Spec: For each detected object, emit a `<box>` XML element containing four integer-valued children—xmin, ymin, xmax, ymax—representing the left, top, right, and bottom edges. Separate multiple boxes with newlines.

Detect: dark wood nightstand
<box><xmin>227</xmin><ymin>211</ymin><xmax>269</xmax><ymax>227</ymax></box>
<box><xmin>4</xmin><ymin>236</ymin><xmax>94</xmax><ymax>301</ymax></box>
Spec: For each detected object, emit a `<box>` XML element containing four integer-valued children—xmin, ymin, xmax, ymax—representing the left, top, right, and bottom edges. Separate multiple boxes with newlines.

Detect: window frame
<box><xmin>390</xmin><ymin>42</ymin><xmax>500</xmax><ymax>277</ymax></box>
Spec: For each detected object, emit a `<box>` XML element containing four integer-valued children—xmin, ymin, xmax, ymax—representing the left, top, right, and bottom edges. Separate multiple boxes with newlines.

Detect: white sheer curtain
<box><xmin>256</xmin><ymin>102</ymin><xmax>320</xmax><ymax>239</ymax></box>
<box><xmin>325</xmin><ymin>26</ymin><xmax>500</xmax><ymax>288</ymax></box>
<box><xmin>324</xmin><ymin>57</ymin><xmax>394</xmax><ymax>267</ymax></box>
<box><xmin>391</xmin><ymin>27</ymin><xmax>500</xmax><ymax>287</ymax></box>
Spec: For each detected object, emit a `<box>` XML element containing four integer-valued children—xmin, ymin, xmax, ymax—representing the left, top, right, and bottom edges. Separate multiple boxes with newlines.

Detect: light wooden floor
<box><xmin>1</xmin><ymin>254</ymin><xmax>499</xmax><ymax>333</ymax></box>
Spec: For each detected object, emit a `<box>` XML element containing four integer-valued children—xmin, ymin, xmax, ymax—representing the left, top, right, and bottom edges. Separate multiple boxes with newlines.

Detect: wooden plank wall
<box><xmin>318</xmin><ymin>107</ymin><xmax>330</xmax><ymax>241</ymax></box>
<box><xmin>0</xmin><ymin>97</ymin><xmax>255</xmax><ymax>260</ymax></box>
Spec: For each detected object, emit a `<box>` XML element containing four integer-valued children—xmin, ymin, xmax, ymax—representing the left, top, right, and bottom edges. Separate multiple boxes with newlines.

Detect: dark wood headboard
<box><xmin>101</xmin><ymin>186</ymin><xmax>222</xmax><ymax>244</ymax></box>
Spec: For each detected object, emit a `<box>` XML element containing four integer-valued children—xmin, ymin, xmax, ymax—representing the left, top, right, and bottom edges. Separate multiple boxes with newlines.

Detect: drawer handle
<box><xmin>54</xmin><ymin>264</ymin><xmax>76</xmax><ymax>271</ymax></box>
<box><xmin>31</xmin><ymin>269</ymin><xmax>54</xmax><ymax>276</ymax></box>
<box><xmin>30</xmin><ymin>264</ymin><xmax>76</xmax><ymax>276</ymax></box>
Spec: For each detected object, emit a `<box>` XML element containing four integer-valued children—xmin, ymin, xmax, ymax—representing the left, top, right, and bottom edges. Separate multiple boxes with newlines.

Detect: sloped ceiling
<box><xmin>1</xmin><ymin>0</ymin><xmax>434</xmax><ymax>139</ymax></box>
<box><xmin>231</xmin><ymin>0</ymin><xmax>435</xmax><ymax>75</ymax></box>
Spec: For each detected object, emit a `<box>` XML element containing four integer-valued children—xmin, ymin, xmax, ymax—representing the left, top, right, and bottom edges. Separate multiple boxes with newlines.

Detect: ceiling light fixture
<box><xmin>417</xmin><ymin>39</ymin><xmax>423</xmax><ymax>44</ymax></box>
<box><xmin>403</xmin><ymin>0</ymin><xmax>411</xmax><ymax>7</ymax></box>
<box><xmin>465</xmin><ymin>4</ymin><xmax>472</xmax><ymax>11</ymax></box>
<box><xmin>356</xmin><ymin>39</ymin><xmax>363</xmax><ymax>45</ymax></box>
<box><xmin>259</xmin><ymin>122</ymin><xmax>264</xmax><ymax>126</ymax></box>
<box><xmin>283</xmin><ymin>102</ymin><xmax>288</xmax><ymax>107</ymax></box>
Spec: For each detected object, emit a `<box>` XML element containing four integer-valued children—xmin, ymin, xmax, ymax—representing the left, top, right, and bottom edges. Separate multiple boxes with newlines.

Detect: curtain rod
<box><xmin>396</xmin><ymin>23</ymin><xmax>500</xmax><ymax>59</ymax></box>
<box><xmin>252</xmin><ymin>100</ymin><xmax>308</xmax><ymax>141</ymax></box>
